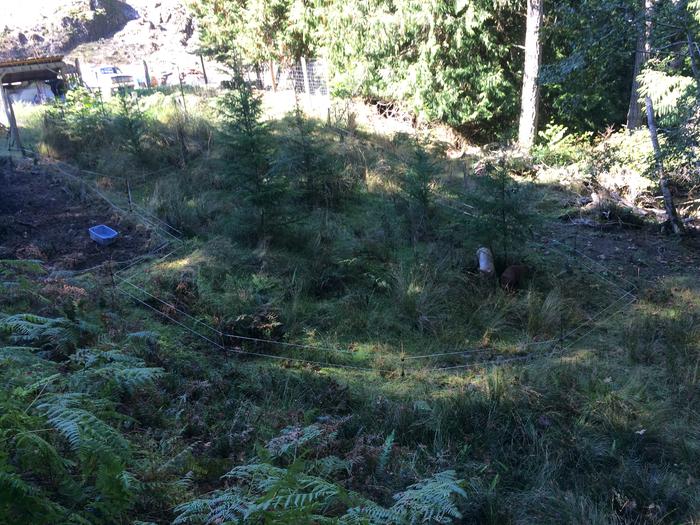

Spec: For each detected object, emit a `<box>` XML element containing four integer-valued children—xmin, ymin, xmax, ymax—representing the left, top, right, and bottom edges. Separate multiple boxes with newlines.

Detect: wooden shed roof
<box><xmin>0</xmin><ymin>56</ymin><xmax>74</xmax><ymax>84</ymax></box>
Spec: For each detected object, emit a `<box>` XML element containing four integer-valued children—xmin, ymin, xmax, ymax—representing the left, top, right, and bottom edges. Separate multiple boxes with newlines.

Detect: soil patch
<box><xmin>544</xmin><ymin>220</ymin><xmax>700</xmax><ymax>288</ymax></box>
<box><xmin>0</xmin><ymin>161</ymin><xmax>156</xmax><ymax>271</ymax></box>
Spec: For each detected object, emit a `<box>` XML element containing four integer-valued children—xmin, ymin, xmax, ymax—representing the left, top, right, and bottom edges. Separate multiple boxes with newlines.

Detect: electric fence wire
<box><xmin>118</xmin><ymin>286</ymin><xmax>393</xmax><ymax>374</ymax></box>
<box><xmin>112</xmin><ymin>243</ymin><xmax>174</xmax><ymax>277</ymax></box>
<box><xmin>559</xmin><ymin>290</ymin><xmax>636</xmax><ymax>343</ymax></box>
<box><xmin>535</xmin><ymin>235</ymin><xmax>637</xmax><ymax>288</ymax></box>
<box><xmin>14</xmin><ymin>144</ymin><xmax>640</xmax><ymax>374</ymax></box>
<box><xmin>63</xmin><ymin>163</ymin><xmax>186</xmax><ymax>237</ymax></box>
<box><xmin>117</xmin><ymin>276</ymin><xmax>358</xmax><ymax>356</ymax></box>
<box><xmin>404</xmin><ymin>337</ymin><xmax>559</xmax><ymax>361</ymax></box>
<box><xmin>40</xmin><ymin>158</ymin><xmax>182</xmax><ymax>243</ymax></box>
<box><xmin>63</xmin><ymin>240</ymin><xmax>174</xmax><ymax>278</ymax></box>
<box><xmin>111</xmin><ymin>200</ymin><xmax>639</xmax><ymax>371</ymax></box>
<box><xmin>429</xmin><ymin>294</ymin><xmax>638</xmax><ymax>373</ymax></box>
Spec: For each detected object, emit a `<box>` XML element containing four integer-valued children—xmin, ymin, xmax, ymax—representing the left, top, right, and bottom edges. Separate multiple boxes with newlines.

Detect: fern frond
<box><xmin>258</xmin><ymin>475</ymin><xmax>343</xmax><ymax>512</ymax></box>
<box><xmin>0</xmin><ymin>314</ymin><xmax>96</xmax><ymax>354</ymax></box>
<box><xmin>638</xmin><ymin>70</ymin><xmax>695</xmax><ymax>117</ymax></box>
<box><xmin>126</xmin><ymin>331</ymin><xmax>160</xmax><ymax>344</ymax></box>
<box><xmin>38</xmin><ymin>395</ymin><xmax>129</xmax><ymax>456</ymax></box>
<box><xmin>347</xmin><ymin>470</ymin><xmax>468</xmax><ymax>524</ymax></box>
<box><xmin>266</xmin><ymin>424</ymin><xmax>324</xmax><ymax>457</ymax></box>
<box><xmin>113</xmin><ymin>366</ymin><xmax>165</xmax><ymax>392</ymax></box>
<box><xmin>173</xmin><ymin>491</ymin><xmax>251</xmax><ymax>524</ymax></box>
<box><xmin>377</xmin><ymin>431</ymin><xmax>395</xmax><ymax>474</ymax></box>
<box><xmin>0</xmin><ymin>470</ymin><xmax>67</xmax><ymax>521</ymax></box>
<box><xmin>69</xmin><ymin>348</ymin><xmax>164</xmax><ymax>393</ymax></box>
<box><xmin>313</xmin><ymin>455</ymin><xmax>352</xmax><ymax>477</ymax></box>
<box><xmin>224</xmin><ymin>462</ymin><xmax>287</xmax><ymax>492</ymax></box>
<box><xmin>690</xmin><ymin>0</ymin><xmax>700</xmax><ymax>24</ymax></box>
<box><xmin>390</xmin><ymin>470</ymin><xmax>467</xmax><ymax>524</ymax></box>
<box><xmin>0</xmin><ymin>346</ymin><xmax>45</xmax><ymax>365</ymax></box>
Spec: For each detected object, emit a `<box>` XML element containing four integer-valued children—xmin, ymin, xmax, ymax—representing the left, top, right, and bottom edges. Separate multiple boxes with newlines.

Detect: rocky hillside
<box><xmin>0</xmin><ymin>0</ymin><xmax>199</xmax><ymax>71</ymax></box>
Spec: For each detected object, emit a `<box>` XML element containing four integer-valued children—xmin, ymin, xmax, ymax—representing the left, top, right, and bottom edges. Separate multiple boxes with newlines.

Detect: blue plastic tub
<box><xmin>89</xmin><ymin>224</ymin><xmax>119</xmax><ymax>245</ymax></box>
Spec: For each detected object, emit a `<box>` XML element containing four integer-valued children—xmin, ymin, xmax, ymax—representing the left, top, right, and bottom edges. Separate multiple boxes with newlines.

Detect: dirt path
<box><xmin>0</xmin><ymin>160</ymin><xmax>156</xmax><ymax>271</ymax></box>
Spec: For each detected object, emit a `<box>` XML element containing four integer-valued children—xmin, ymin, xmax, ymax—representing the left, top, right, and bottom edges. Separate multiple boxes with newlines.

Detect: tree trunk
<box><xmin>627</xmin><ymin>26</ymin><xmax>646</xmax><ymax>129</ymax></box>
<box><xmin>518</xmin><ymin>0</ymin><xmax>544</xmax><ymax>151</ymax></box>
<box><xmin>627</xmin><ymin>0</ymin><xmax>654</xmax><ymax>131</ymax></box>
<box><xmin>645</xmin><ymin>96</ymin><xmax>685</xmax><ymax>235</ymax></box>
<box><xmin>688</xmin><ymin>33</ymin><xmax>700</xmax><ymax>96</ymax></box>
<box><xmin>269</xmin><ymin>59</ymin><xmax>277</xmax><ymax>92</ymax></box>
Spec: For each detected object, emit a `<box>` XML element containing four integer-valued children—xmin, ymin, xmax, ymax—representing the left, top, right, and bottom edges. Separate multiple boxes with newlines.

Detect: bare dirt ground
<box><xmin>0</xmin><ymin>159</ymin><xmax>155</xmax><ymax>272</ymax></box>
<box><xmin>542</xmin><ymin>207</ymin><xmax>700</xmax><ymax>293</ymax></box>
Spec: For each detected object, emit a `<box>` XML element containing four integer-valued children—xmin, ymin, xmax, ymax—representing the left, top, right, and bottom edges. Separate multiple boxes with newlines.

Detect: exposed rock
<box><xmin>0</xmin><ymin>1</ymin><xmax>137</xmax><ymax>60</ymax></box>
<box><xmin>0</xmin><ymin>0</ymin><xmax>197</xmax><ymax>73</ymax></box>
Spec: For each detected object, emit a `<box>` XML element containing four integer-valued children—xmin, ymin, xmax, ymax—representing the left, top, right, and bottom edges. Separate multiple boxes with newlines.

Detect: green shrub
<box><xmin>532</xmin><ymin>123</ymin><xmax>592</xmax><ymax>166</ymax></box>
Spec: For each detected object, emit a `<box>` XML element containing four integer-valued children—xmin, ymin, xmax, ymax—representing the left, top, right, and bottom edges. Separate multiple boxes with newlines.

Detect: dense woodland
<box><xmin>3</xmin><ymin>0</ymin><xmax>700</xmax><ymax>524</ymax></box>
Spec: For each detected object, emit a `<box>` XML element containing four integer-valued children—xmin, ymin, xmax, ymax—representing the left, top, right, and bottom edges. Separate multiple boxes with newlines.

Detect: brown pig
<box><xmin>500</xmin><ymin>265</ymin><xmax>530</xmax><ymax>291</ymax></box>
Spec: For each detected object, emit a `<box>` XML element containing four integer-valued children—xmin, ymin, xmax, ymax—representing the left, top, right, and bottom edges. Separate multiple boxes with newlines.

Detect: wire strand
<box><xmin>118</xmin><ymin>277</ymin><xmax>359</xmax><ymax>355</ymax></box>
<box><xmin>118</xmin><ymin>287</ymin><xmax>393</xmax><ymax>373</ymax></box>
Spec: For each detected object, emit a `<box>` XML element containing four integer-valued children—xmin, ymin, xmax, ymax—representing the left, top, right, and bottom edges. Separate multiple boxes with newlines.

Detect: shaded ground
<box><xmin>548</xmin><ymin>224</ymin><xmax>700</xmax><ymax>284</ymax></box>
<box><xmin>0</xmin><ymin>159</ymin><xmax>155</xmax><ymax>271</ymax></box>
<box><xmin>538</xmin><ymin>184</ymin><xmax>700</xmax><ymax>287</ymax></box>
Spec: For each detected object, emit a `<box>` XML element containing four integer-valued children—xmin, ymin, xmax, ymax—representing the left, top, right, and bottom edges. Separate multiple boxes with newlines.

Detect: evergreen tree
<box><xmin>219</xmin><ymin>75</ymin><xmax>286</xmax><ymax>240</ymax></box>
<box><xmin>323</xmin><ymin>0</ymin><xmax>523</xmax><ymax>138</ymax></box>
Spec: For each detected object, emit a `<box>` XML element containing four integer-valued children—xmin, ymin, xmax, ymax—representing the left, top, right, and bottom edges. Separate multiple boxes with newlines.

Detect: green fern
<box><xmin>377</xmin><ymin>430</ymin><xmax>395</xmax><ymax>475</ymax></box>
<box><xmin>173</xmin><ymin>491</ymin><xmax>252</xmax><ymax>524</ymax></box>
<box><xmin>37</xmin><ymin>394</ymin><xmax>129</xmax><ymax>457</ymax></box>
<box><xmin>0</xmin><ymin>469</ymin><xmax>69</xmax><ymax>522</ymax></box>
<box><xmin>266</xmin><ymin>424</ymin><xmax>325</xmax><ymax>458</ymax></box>
<box><xmin>0</xmin><ymin>346</ymin><xmax>48</xmax><ymax>365</ymax></box>
<box><xmin>638</xmin><ymin>70</ymin><xmax>695</xmax><ymax>117</ymax></box>
<box><xmin>0</xmin><ymin>314</ymin><xmax>97</xmax><ymax>354</ymax></box>
<box><xmin>175</xmin><ymin>459</ymin><xmax>468</xmax><ymax>525</ymax></box>
<box><xmin>346</xmin><ymin>470</ymin><xmax>468</xmax><ymax>524</ymax></box>
<box><xmin>690</xmin><ymin>0</ymin><xmax>700</xmax><ymax>23</ymax></box>
<box><xmin>69</xmin><ymin>348</ymin><xmax>164</xmax><ymax>394</ymax></box>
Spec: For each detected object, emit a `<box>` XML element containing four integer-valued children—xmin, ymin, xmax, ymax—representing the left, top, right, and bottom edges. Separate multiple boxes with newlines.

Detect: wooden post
<box><xmin>177</xmin><ymin>66</ymin><xmax>188</xmax><ymax>115</ymax></box>
<box><xmin>199</xmin><ymin>55</ymin><xmax>209</xmax><ymax>85</ymax></box>
<box><xmin>255</xmin><ymin>64</ymin><xmax>263</xmax><ymax>89</ymax></box>
<box><xmin>143</xmin><ymin>60</ymin><xmax>151</xmax><ymax>89</ymax></box>
<box><xmin>301</xmin><ymin>56</ymin><xmax>311</xmax><ymax>96</ymax></box>
<box><xmin>126</xmin><ymin>176</ymin><xmax>133</xmax><ymax>212</ymax></box>
<box><xmin>0</xmin><ymin>75</ymin><xmax>7</xmax><ymax>127</ymax></box>
<box><xmin>108</xmin><ymin>257</ymin><xmax>116</xmax><ymax>310</ymax></box>
<box><xmin>74</xmin><ymin>58</ymin><xmax>84</xmax><ymax>86</ymax></box>
<box><xmin>0</xmin><ymin>78</ymin><xmax>24</xmax><ymax>156</ymax></box>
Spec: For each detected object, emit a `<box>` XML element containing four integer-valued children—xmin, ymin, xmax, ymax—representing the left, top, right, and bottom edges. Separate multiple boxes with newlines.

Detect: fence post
<box><xmin>301</xmin><ymin>56</ymin><xmax>312</xmax><ymax>98</ymax></box>
<box><xmin>126</xmin><ymin>176</ymin><xmax>133</xmax><ymax>213</ymax></box>
<box><xmin>74</xmin><ymin>58</ymin><xmax>84</xmax><ymax>86</ymax></box>
<box><xmin>323</xmin><ymin>60</ymin><xmax>331</xmax><ymax>115</ymax></box>
<box><xmin>199</xmin><ymin>55</ymin><xmax>209</xmax><ymax>86</ymax></box>
<box><xmin>143</xmin><ymin>60</ymin><xmax>151</xmax><ymax>89</ymax></box>
<box><xmin>177</xmin><ymin>67</ymin><xmax>188</xmax><ymax>116</ymax></box>
<box><xmin>0</xmin><ymin>79</ymin><xmax>25</xmax><ymax>156</ymax></box>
